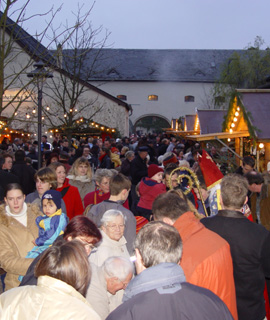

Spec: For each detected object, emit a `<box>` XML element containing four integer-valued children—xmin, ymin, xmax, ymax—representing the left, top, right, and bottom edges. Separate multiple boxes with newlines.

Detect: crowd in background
<box><xmin>0</xmin><ymin>132</ymin><xmax>270</xmax><ymax>320</ymax></box>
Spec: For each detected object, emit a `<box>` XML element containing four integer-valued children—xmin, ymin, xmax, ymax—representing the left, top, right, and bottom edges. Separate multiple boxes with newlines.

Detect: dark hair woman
<box><xmin>0</xmin><ymin>183</ymin><xmax>41</xmax><ymax>291</ymax></box>
<box><xmin>0</xmin><ymin>240</ymin><xmax>100</xmax><ymax>319</ymax></box>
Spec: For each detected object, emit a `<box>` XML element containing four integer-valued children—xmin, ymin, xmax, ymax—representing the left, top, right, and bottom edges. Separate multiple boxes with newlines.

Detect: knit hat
<box><xmin>162</xmin><ymin>153</ymin><xmax>178</xmax><ymax>167</ymax></box>
<box><xmin>148</xmin><ymin>164</ymin><xmax>164</xmax><ymax>178</ymax></box>
<box><xmin>42</xmin><ymin>190</ymin><xmax>62</xmax><ymax>210</ymax></box>
<box><xmin>111</xmin><ymin>147</ymin><xmax>119</xmax><ymax>153</ymax></box>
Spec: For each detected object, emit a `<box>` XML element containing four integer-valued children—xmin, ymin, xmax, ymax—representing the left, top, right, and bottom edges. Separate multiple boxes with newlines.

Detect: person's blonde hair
<box><xmin>35</xmin><ymin>240</ymin><xmax>91</xmax><ymax>297</ymax></box>
<box><xmin>68</xmin><ymin>157</ymin><xmax>92</xmax><ymax>179</ymax></box>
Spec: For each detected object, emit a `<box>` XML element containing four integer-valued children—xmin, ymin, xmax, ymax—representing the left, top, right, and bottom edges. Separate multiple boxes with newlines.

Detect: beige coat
<box><xmin>0</xmin><ymin>203</ymin><xmax>40</xmax><ymax>290</ymax></box>
<box><xmin>89</xmin><ymin>230</ymin><xmax>130</xmax><ymax>267</ymax></box>
<box><xmin>0</xmin><ymin>275</ymin><xmax>101</xmax><ymax>320</ymax></box>
<box><xmin>86</xmin><ymin>264</ymin><xmax>123</xmax><ymax>320</ymax></box>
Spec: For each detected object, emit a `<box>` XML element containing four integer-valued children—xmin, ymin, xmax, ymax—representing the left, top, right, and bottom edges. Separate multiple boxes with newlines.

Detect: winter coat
<box><xmin>120</xmin><ymin>159</ymin><xmax>132</xmax><ymax>178</ymax></box>
<box><xmin>137</xmin><ymin>177</ymin><xmax>166</xmax><ymax>210</ymax></box>
<box><xmin>130</xmin><ymin>156</ymin><xmax>148</xmax><ymax>185</ymax></box>
<box><xmin>0</xmin><ymin>203</ymin><xmax>40</xmax><ymax>290</ymax></box>
<box><xmin>89</xmin><ymin>230</ymin><xmax>130</xmax><ymax>267</ymax></box>
<box><xmin>174</xmin><ymin>211</ymin><xmax>238</xmax><ymax>320</ymax></box>
<box><xmin>201</xmin><ymin>210</ymin><xmax>270</xmax><ymax>320</ymax></box>
<box><xmin>66</xmin><ymin>175</ymin><xmax>95</xmax><ymax>203</ymax></box>
<box><xmin>87</xmin><ymin>200</ymin><xmax>136</xmax><ymax>255</ymax></box>
<box><xmin>250</xmin><ymin>182</ymin><xmax>270</xmax><ymax>230</ymax></box>
<box><xmin>57</xmin><ymin>178</ymin><xmax>84</xmax><ymax>220</ymax></box>
<box><xmin>99</xmin><ymin>154</ymin><xmax>113</xmax><ymax>169</ymax></box>
<box><xmin>0</xmin><ymin>170</ymin><xmax>19</xmax><ymax>201</ymax></box>
<box><xmin>25</xmin><ymin>190</ymin><xmax>67</xmax><ymax>213</ymax></box>
<box><xmin>0</xmin><ymin>275</ymin><xmax>101</xmax><ymax>320</ymax></box>
<box><xmin>11</xmin><ymin>161</ymin><xmax>36</xmax><ymax>195</ymax></box>
<box><xmin>106</xmin><ymin>263</ymin><xmax>233</xmax><ymax>320</ymax></box>
<box><xmin>86</xmin><ymin>264</ymin><xmax>124</xmax><ymax>320</ymax></box>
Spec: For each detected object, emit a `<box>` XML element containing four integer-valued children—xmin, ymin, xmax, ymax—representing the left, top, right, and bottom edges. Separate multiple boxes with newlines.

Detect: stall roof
<box><xmin>237</xmin><ymin>90</ymin><xmax>270</xmax><ymax>140</ymax></box>
<box><xmin>197</xmin><ymin>109</ymin><xmax>227</xmax><ymax>134</ymax></box>
<box><xmin>188</xmin><ymin>131</ymin><xmax>249</xmax><ymax>141</ymax></box>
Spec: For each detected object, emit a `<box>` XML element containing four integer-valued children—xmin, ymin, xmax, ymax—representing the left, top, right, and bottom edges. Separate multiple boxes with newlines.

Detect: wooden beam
<box><xmin>187</xmin><ymin>131</ymin><xmax>249</xmax><ymax>141</ymax></box>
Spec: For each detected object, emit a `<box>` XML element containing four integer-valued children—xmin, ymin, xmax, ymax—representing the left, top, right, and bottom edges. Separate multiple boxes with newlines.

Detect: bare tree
<box><xmin>0</xmin><ymin>0</ymin><xmax>74</xmax><ymax>135</ymax></box>
<box><xmin>43</xmin><ymin>4</ymin><xmax>111</xmax><ymax>143</ymax></box>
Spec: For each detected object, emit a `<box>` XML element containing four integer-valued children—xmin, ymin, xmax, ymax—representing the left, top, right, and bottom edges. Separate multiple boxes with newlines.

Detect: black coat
<box><xmin>130</xmin><ymin>155</ymin><xmax>147</xmax><ymax>185</ymax></box>
<box><xmin>11</xmin><ymin>161</ymin><xmax>36</xmax><ymax>195</ymax></box>
<box><xmin>201</xmin><ymin>210</ymin><xmax>270</xmax><ymax>320</ymax></box>
<box><xmin>0</xmin><ymin>170</ymin><xmax>19</xmax><ymax>200</ymax></box>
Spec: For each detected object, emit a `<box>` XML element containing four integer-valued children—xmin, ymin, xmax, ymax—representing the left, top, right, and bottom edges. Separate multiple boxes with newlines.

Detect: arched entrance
<box><xmin>134</xmin><ymin>115</ymin><xmax>170</xmax><ymax>134</ymax></box>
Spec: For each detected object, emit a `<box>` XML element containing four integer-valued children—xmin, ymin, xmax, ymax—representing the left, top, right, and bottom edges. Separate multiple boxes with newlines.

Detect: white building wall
<box><xmin>90</xmin><ymin>81</ymin><xmax>214</xmax><ymax>126</ymax></box>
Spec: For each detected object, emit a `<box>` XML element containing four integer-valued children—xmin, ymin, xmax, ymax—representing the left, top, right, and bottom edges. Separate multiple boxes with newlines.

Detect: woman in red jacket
<box><xmin>49</xmin><ymin>162</ymin><xmax>83</xmax><ymax>220</ymax></box>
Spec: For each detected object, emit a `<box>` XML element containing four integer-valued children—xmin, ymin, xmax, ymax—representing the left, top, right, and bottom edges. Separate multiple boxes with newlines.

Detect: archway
<box><xmin>134</xmin><ymin>115</ymin><xmax>170</xmax><ymax>134</ymax></box>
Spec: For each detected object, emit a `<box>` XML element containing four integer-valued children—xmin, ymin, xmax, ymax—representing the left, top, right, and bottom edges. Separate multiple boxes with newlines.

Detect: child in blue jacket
<box><xmin>19</xmin><ymin>190</ymin><xmax>68</xmax><ymax>281</ymax></box>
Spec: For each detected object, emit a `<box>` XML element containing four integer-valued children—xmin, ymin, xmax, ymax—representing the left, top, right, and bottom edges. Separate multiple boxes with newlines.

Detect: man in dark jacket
<box><xmin>130</xmin><ymin>146</ymin><xmax>148</xmax><ymax>213</ymax></box>
<box><xmin>201</xmin><ymin>173</ymin><xmax>270</xmax><ymax>320</ymax></box>
<box><xmin>11</xmin><ymin>150</ymin><xmax>35</xmax><ymax>195</ymax></box>
<box><xmin>106</xmin><ymin>221</ymin><xmax>233</xmax><ymax>320</ymax></box>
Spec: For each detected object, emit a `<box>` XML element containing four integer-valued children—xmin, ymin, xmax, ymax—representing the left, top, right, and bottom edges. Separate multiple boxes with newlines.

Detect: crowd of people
<box><xmin>0</xmin><ymin>133</ymin><xmax>270</xmax><ymax>320</ymax></box>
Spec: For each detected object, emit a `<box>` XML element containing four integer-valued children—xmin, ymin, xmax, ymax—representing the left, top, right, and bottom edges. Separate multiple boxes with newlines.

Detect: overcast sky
<box><xmin>6</xmin><ymin>0</ymin><xmax>270</xmax><ymax>50</ymax></box>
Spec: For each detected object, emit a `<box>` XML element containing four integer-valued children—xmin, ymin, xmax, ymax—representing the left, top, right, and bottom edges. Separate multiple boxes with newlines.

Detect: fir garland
<box><xmin>222</xmin><ymin>91</ymin><xmax>259</xmax><ymax>143</ymax></box>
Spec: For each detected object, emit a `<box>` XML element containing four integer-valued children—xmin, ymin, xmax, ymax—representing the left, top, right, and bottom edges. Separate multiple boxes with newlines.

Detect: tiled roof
<box><xmin>59</xmin><ymin>48</ymin><xmax>245</xmax><ymax>82</ymax></box>
<box><xmin>0</xmin><ymin>11</ymin><xmax>55</xmax><ymax>64</ymax></box>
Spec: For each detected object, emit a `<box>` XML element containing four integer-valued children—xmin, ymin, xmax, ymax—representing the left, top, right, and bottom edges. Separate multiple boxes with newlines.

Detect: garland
<box><xmin>222</xmin><ymin>91</ymin><xmax>259</xmax><ymax>144</ymax></box>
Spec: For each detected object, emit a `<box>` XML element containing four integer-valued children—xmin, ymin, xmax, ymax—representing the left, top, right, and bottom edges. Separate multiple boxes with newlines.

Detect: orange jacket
<box><xmin>174</xmin><ymin>211</ymin><xmax>238</xmax><ymax>320</ymax></box>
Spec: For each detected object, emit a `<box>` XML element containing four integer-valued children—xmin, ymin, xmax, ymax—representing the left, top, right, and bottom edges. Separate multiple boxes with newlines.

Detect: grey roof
<box><xmin>240</xmin><ymin>92</ymin><xmax>270</xmax><ymax>139</ymax></box>
<box><xmin>197</xmin><ymin>109</ymin><xmax>227</xmax><ymax>134</ymax></box>
<box><xmin>185</xmin><ymin>115</ymin><xmax>196</xmax><ymax>131</ymax></box>
<box><xmin>59</xmin><ymin>48</ymin><xmax>245</xmax><ymax>82</ymax></box>
<box><xmin>0</xmin><ymin>12</ymin><xmax>130</xmax><ymax>111</ymax></box>
<box><xmin>0</xmin><ymin>11</ymin><xmax>55</xmax><ymax>64</ymax></box>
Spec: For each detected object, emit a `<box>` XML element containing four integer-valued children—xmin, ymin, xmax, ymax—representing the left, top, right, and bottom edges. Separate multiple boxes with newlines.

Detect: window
<box><xmin>148</xmin><ymin>95</ymin><xmax>158</xmax><ymax>101</ymax></box>
<box><xmin>185</xmin><ymin>95</ymin><xmax>195</xmax><ymax>102</ymax></box>
<box><xmin>117</xmin><ymin>95</ymin><xmax>127</xmax><ymax>101</ymax></box>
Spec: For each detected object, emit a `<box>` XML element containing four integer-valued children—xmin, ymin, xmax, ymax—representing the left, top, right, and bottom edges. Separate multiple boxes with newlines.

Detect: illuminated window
<box><xmin>148</xmin><ymin>95</ymin><xmax>158</xmax><ymax>101</ymax></box>
<box><xmin>185</xmin><ymin>95</ymin><xmax>195</xmax><ymax>102</ymax></box>
<box><xmin>117</xmin><ymin>95</ymin><xmax>127</xmax><ymax>101</ymax></box>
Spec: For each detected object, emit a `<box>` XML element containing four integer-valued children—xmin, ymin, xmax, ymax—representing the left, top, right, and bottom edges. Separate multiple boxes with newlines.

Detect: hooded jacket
<box><xmin>0</xmin><ymin>203</ymin><xmax>40</xmax><ymax>290</ymax></box>
<box><xmin>137</xmin><ymin>177</ymin><xmax>166</xmax><ymax>210</ymax></box>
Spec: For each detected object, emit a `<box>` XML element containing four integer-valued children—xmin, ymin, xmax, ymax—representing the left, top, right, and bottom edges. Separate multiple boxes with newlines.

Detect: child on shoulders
<box><xmin>137</xmin><ymin>164</ymin><xmax>166</xmax><ymax>221</ymax></box>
